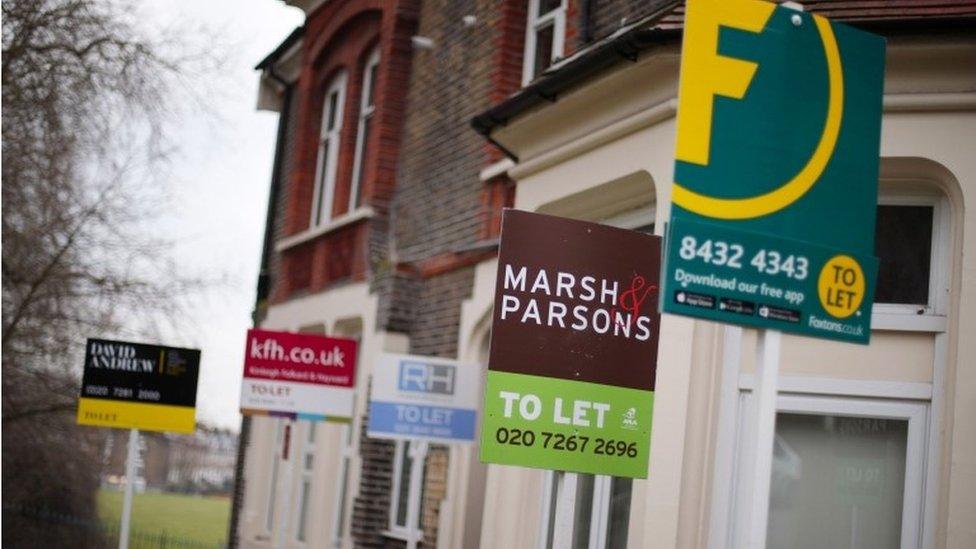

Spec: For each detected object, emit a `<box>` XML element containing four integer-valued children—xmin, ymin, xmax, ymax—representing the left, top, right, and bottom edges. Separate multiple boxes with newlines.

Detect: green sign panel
<box><xmin>661</xmin><ymin>0</ymin><xmax>886</xmax><ymax>343</ymax></box>
<box><xmin>481</xmin><ymin>210</ymin><xmax>661</xmax><ymax>478</ymax></box>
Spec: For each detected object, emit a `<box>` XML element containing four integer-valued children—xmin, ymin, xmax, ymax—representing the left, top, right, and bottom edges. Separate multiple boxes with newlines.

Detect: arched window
<box><xmin>311</xmin><ymin>71</ymin><xmax>347</xmax><ymax>226</ymax></box>
<box><xmin>350</xmin><ymin>48</ymin><xmax>380</xmax><ymax>211</ymax></box>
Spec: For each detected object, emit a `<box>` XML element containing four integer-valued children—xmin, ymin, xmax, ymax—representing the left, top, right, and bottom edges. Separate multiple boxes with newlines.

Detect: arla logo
<box><xmin>622</xmin><ymin>407</ymin><xmax>639</xmax><ymax>430</ymax></box>
<box><xmin>398</xmin><ymin>361</ymin><xmax>455</xmax><ymax>396</ymax></box>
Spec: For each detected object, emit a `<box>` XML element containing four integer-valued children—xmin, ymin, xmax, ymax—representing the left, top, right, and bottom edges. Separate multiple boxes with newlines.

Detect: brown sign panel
<box><xmin>489</xmin><ymin>209</ymin><xmax>661</xmax><ymax>391</ymax></box>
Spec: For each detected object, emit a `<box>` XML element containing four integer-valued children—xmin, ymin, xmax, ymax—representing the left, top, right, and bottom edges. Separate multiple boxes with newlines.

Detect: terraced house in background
<box><xmin>232</xmin><ymin>1</ymin><xmax>976</xmax><ymax>548</ymax></box>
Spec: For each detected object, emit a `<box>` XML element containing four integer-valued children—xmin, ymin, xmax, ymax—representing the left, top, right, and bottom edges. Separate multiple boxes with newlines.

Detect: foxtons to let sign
<box><xmin>661</xmin><ymin>0</ymin><xmax>885</xmax><ymax>343</ymax></box>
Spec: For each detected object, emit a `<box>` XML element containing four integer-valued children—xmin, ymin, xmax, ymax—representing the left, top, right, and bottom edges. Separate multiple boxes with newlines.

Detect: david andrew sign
<box><xmin>78</xmin><ymin>338</ymin><xmax>201</xmax><ymax>434</ymax></box>
<box><xmin>240</xmin><ymin>329</ymin><xmax>358</xmax><ymax>421</ymax></box>
<box><xmin>661</xmin><ymin>0</ymin><xmax>885</xmax><ymax>343</ymax></box>
<box><xmin>480</xmin><ymin>210</ymin><xmax>661</xmax><ymax>478</ymax></box>
<box><xmin>368</xmin><ymin>353</ymin><xmax>479</xmax><ymax>443</ymax></box>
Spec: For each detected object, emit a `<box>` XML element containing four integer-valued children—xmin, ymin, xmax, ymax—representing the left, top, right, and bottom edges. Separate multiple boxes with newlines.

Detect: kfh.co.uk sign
<box><xmin>239</xmin><ymin>329</ymin><xmax>358</xmax><ymax>422</ymax></box>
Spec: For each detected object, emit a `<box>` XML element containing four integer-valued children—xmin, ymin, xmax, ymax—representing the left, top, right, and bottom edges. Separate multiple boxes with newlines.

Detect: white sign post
<box><xmin>118</xmin><ymin>428</ymin><xmax>139</xmax><ymax>549</ymax></box>
<box><xmin>747</xmin><ymin>329</ymin><xmax>781</xmax><ymax>548</ymax></box>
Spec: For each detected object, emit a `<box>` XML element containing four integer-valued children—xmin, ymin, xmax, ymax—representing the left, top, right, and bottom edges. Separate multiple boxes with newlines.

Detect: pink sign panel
<box><xmin>240</xmin><ymin>329</ymin><xmax>358</xmax><ymax>421</ymax></box>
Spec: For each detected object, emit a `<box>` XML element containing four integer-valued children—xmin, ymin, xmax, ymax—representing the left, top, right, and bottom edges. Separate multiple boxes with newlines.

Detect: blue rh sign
<box><xmin>368</xmin><ymin>353</ymin><xmax>479</xmax><ymax>444</ymax></box>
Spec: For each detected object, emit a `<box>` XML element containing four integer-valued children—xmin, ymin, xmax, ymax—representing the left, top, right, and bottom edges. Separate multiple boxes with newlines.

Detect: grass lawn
<box><xmin>97</xmin><ymin>489</ymin><xmax>230</xmax><ymax>546</ymax></box>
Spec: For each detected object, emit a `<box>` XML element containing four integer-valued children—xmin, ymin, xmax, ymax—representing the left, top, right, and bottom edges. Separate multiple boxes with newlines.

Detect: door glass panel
<box><xmin>606</xmin><ymin>477</ymin><xmax>632</xmax><ymax>548</ymax></box>
<box><xmin>767</xmin><ymin>413</ymin><xmax>908</xmax><ymax>549</ymax></box>
<box><xmin>395</xmin><ymin>442</ymin><xmax>412</xmax><ymax>527</ymax></box>
<box><xmin>571</xmin><ymin>474</ymin><xmax>595</xmax><ymax>548</ymax></box>
<box><xmin>874</xmin><ymin>205</ymin><xmax>933</xmax><ymax>305</ymax></box>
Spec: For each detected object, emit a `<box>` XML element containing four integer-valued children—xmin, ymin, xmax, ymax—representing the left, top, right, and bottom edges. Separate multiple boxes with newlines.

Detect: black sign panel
<box><xmin>81</xmin><ymin>338</ymin><xmax>200</xmax><ymax>407</ymax></box>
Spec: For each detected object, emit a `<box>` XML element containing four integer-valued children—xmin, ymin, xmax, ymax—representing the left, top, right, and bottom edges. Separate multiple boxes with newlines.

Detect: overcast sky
<box><xmin>139</xmin><ymin>1</ymin><xmax>303</xmax><ymax>430</ymax></box>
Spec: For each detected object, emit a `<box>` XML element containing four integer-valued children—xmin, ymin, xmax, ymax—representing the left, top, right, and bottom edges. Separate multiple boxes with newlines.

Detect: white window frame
<box><xmin>727</xmin><ymin>390</ymin><xmax>928</xmax><ymax>549</ymax></box>
<box><xmin>538</xmin><ymin>472</ymin><xmax>628</xmax><ymax>549</ymax></box>
<box><xmin>708</xmin><ymin>178</ymin><xmax>952</xmax><ymax>549</ymax></box>
<box><xmin>871</xmin><ymin>191</ymin><xmax>950</xmax><ymax>332</ymax></box>
<box><xmin>349</xmin><ymin>48</ymin><xmax>379</xmax><ymax>212</ymax></box>
<box><xmin>310</xmin><ymin>72</ymin><xmax>347</xmax><ymax>227</ymax></box>
<box><xmin>522</xmin><ymin>0</ymin><xmax>567</xmax><ymax>86</ymax></box>
<box><xmin>294</xmin><ymin>422</ymin><xmax>317</xmax><ymax>543</ymax></box>
<box><xmin>386</xmin><ymin>440</ymin><xmax>428</xmax><ymax>546</ymax></box>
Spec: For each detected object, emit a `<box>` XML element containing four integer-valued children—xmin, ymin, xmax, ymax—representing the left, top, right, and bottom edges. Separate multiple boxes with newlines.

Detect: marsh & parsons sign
<box><xmin>240</xmin><ymin>329</ymin><xmax>357</xmax><ymax>421</ymax></box>
<box><xmin>368</xmin><ymin>353</ymin><xmax>478</xmax><ymax>443</ymax></box>
<box><xmin>78</xmin><ymin>338</ymin><xmax>200</xmax><ymax>434</ymax></box>
<box><xmin>661</xmin><ymin>0</ymin><xmax>886</xmax><ymax>343</ymax></box>
<box><xmin>480</xmin><ymin>210</ymin><xmax>661</xmax><ymax>478</ymax></box>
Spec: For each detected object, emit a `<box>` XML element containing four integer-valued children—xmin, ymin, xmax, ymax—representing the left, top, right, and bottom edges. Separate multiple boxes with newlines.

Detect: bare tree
<box><xmin>2</xmin><ymin>0</ymin><xmax>215</xmax><ymax>544</ymax></box>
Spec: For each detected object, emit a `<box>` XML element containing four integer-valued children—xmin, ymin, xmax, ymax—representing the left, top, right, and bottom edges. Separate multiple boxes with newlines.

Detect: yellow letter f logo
<box><xmin>676</xmin><ymin>0</ymin><xmax>774</xmax><ymax>166</ymax></box>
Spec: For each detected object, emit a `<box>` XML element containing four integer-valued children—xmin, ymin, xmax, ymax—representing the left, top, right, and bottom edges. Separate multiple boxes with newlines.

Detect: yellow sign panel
<box><xmin>77</xmin><ymin>397</ymin><xmax>196</xmax><ymax>434</ymax></box>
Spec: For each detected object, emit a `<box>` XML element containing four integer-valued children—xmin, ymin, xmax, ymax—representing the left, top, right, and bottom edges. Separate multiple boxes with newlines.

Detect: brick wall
<box><xmin>586</xmin><ymin>0</ymin><xmax>675</xmax><ymax>42</ymax></box>
<box><xmin>266</xmin><ymin>87</ymin><xmax>299</xmax><ymax>304</ymax></box>
<box><xmin>352</xmin><ymin>408</ymin><xmax>396</xmax><ymax>548</ymax></box>
<box><xmin>420</xmin><ymin>445</ymin><xmax>450</xmax><ymax>548</ymax></box>
<box><xmin>273</xmin><ymin>0</ymin><xmax>418</xmax><ymax>304</ymax></box>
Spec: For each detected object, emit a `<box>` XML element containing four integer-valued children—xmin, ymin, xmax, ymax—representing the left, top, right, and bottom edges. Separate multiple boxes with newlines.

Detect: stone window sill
<box><xmin>275</xmin><ymin>207</ymin><xmax>374</xmax><ymax>252</ymax></box>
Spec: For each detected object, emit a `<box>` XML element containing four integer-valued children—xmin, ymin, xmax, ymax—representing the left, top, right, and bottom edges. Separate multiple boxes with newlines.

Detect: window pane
<box><xmin>606</xmin><ymin>477</ymin><xmax>632</xmax><ymax>548</ymax></box>
<box><xmin>396</xmin><ymin>444</ymin><xmax>413</xmax><ymax>527</ymax></box>
<box><xmin>314</xmin><ymin>141</ymin><xmax>330</xmax><ymax>224</ymax></box>
<box><xmin>366</xmin><ymin>63</ymin><xmax>378</xmax><ymax>107</ymax></box>
<box><xmin>538</xmin><ymin>0</ymin><xmax>562</xmax><ymax>17</ymax></box>
<box><xmin>874</xmin><ymin>205</ymin><xmax>933</xmax><ymax>305</ymax></box>
<box><xmin>571</xmin><ymin>474</ymin><xmax>595</xmax><ymax>549</ymax></box>
<box><xmin>308</xmin><ymin>422</ymin><xmax>316</xmax><ymax>443</ymax></box>
<box><xmin>352</xmin><ymin>117</ymin><xmax>372</xmax><ymax>209</ymax></box>
<box><xmin>767</xmin><ymin>413</ymin><xmax>908</xmax><ymax>549</ymax></box>
<box><xmin>544</xmin><ymin>473</ymin><xmax>559</xmax><ymax>549</ymax></box>
<box><xmin>304</xmin><ymin>454</ymin><xmax>314</xmax><ymax>470</ymax></box>
<box><xmin>533</xmin><ymin>23</ymin><xmax>555</xmax><ymax>80</ymax></box>
<box><xmin>327</xmin><ymin>90</ymin><xmax>339</xmax><ymax>131</ymax></box>
<box><xmin>297</xmin><ymin>480</ymin><xmax>311</xmax><ymax>541</ymax></box>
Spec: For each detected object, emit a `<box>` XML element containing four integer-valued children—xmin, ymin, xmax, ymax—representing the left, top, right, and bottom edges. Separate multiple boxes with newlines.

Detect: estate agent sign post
<box><xmin>481</xmin><ymin>210</ymin><xmax>662</xmax><ymax>479</ymax></box>
<box><xmin>78</xmin><ymin>338</ymin><xmax>201</xmax><ymax>549</ymax></box>
<box><xmin>662</xmin><ymin>0</ymin><xmax>885</xmax><ymax>546</ymax></box>
<box><xmin>239</xmin><ymin>328</ymin><xmax>359</xmax><ymax>547</ymax></box>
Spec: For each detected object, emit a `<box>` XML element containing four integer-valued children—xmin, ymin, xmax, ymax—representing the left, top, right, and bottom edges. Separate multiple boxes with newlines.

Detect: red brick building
<box><xmin>233</xmin><ymin>1</ymin><xmax>976</xmax><ymax>548</ymax></box>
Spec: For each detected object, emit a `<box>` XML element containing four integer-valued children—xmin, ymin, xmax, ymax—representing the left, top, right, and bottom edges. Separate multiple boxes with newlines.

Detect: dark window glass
<box><xmin>874</xmin><ymin>205</ymin><xmax>933</xmax><ymax>305</ymax></box>
<box><xmin>353</xmin><ymin>116</ymin><xmax>372</xmax><ymax>209</ymax></box>
<box><xmin>314</xmin><ymin>141</ymin><xmax>330</xmax><ymax>223</ymax></box>
<box><xmin>327</xmin><ymin>91</ymin><xmax>339</xmax><ymax>130</ymax></box>
<box><xmin>366</xmin><ymin>63</ymin><xmax>378</xmax><ymax>107</ymax></box>
<box><xmin>571</xmin><ymin>474</ymin><xmax>595</xmax><ymax>548</ymax></box>
<box><xmin>395</xmin><ymin>443</ymin><xmax>412</xmax><ymax>527</ymax></box>
<box><xmin>538</xmin><ymin>0</ymin><xmax>562</xmax><ymax>17</ymax></box>
<box><xmin>606</xmin><ymin>477</ymin><xmax>632</xmax><ymax>548</ymax></box>
<box><xmin>297</xmin><ymin>480</ymin><xmax>311</xmax><ymax>541</ymax></box>
<box><xmin>533</xmin><ymin>23</ymin><xmax>555</xmax><ymax>80</ymax></box>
